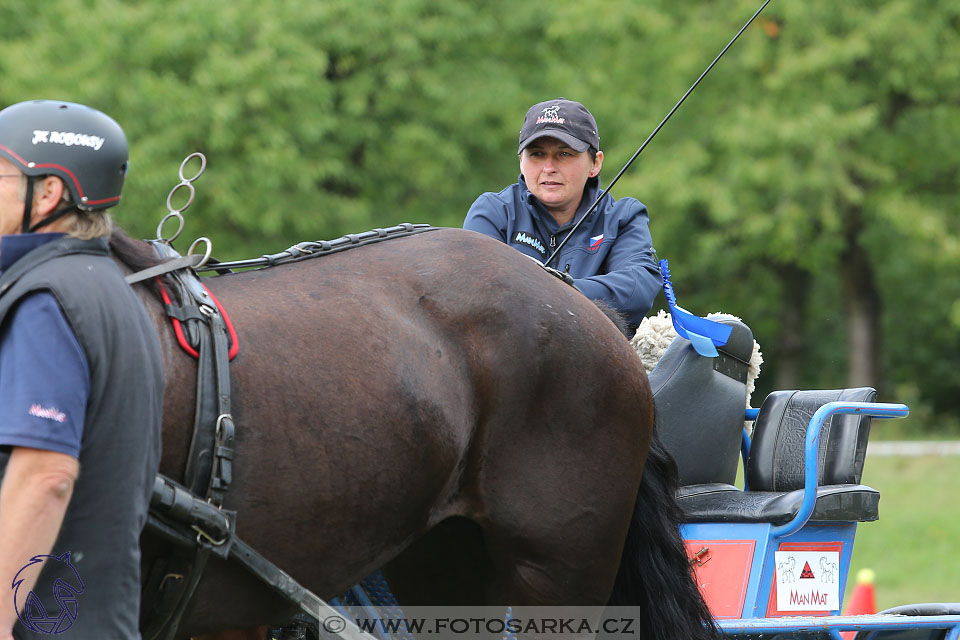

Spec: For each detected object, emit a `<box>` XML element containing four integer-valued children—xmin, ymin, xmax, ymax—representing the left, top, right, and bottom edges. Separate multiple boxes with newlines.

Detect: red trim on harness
<box><xmin>158</xmin><ymin>279</ymin><xmax>239</xmax><ymax>361</ymax></box>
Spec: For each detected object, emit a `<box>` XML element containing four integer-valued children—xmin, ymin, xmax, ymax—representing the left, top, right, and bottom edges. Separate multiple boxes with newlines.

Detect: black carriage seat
<box><xmin>679</xmin><ymin>387</ymin><xmax>881</xmax><ymax>525</ymax></box>
<box><xmin>650</xmin><ymin>317</ymin><xmax>755</xmax><ymax>487</ymax></box>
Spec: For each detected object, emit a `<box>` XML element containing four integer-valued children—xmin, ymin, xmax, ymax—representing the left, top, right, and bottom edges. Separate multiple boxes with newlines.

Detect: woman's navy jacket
<box><xmin>464</xmin><ymin>175</ymin><xmax>661</xmax><ymax>330</ymax></box>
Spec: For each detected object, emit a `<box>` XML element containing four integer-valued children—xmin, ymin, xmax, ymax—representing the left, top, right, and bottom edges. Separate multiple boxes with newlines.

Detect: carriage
<box><xmin>647</xmin><ymin>311</ymin><xmax>960</xmax><ymax>639</ymax></box>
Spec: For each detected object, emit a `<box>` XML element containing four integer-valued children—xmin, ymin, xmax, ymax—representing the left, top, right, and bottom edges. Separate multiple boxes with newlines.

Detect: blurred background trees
<box><xmin>1</xmin><ymin>0</ymin><xmax>957</xmax><ymax>432</ymax></box>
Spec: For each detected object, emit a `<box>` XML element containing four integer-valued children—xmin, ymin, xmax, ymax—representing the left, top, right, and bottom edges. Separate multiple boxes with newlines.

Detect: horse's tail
<box><xmin>608</xmin><ymin>430</ymin><xmax>720</xmax><ymax>640</ymax></box>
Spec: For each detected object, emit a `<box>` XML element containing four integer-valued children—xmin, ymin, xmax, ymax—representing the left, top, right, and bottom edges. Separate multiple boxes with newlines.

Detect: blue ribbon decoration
<box><xmin>659</xmin><ymin>259</ymin><xmax>732</xmax><ymax>357</ymax></box>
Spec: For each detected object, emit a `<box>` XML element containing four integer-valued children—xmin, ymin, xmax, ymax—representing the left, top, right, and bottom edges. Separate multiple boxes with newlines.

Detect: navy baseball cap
<box><xmin>518</xmin><ymin>98</ymin><xmax>600</xmax><ymax>154</ymax></box>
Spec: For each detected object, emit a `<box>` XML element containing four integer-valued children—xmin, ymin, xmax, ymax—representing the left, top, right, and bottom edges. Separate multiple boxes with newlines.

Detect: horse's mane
<box><xmin>109</xmin><ymin>227</ymin><xmax>162</xmax><ymax>273</ymax></box>
<box><xmin>108</xmin><ymin>227</ymin><xmax>169</xmax><ymax>299</ymax></box>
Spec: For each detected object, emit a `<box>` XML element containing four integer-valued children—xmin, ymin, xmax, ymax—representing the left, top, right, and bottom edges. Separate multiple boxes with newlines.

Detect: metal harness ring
<box><xmin>179</xmin><ymin>152</ymin><xmax>207</xmax><ymax>183</ymax></box>
<box><xmin>188</xmin><ymin>237</ymin><xmax>213</xmax><ymax>269</ymax></box>
<box><xmin>165</xmin><ymin>181</ymin><xmax>196</xmax><ymax>216</ymax></box>
<box><xmin>156</xmin><ymin>212</ymin><xmax>185</xmax><ymax>245</ymax></box>
<box><xmin>156</xmin><ymin>152</ymin><xmax>208</xmax><ymax>244</ymax></box>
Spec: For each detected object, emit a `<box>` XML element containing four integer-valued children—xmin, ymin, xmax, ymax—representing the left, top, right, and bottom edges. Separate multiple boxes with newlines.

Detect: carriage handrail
<box><xmin>770</xmin><ymin>401</ymin><xmax>910</xmax><ymax>538</ymax></box>
<box><xmin>718</xmin><ymin>612</ymin><xmax>960</xmax><ymax>638</ymax></box>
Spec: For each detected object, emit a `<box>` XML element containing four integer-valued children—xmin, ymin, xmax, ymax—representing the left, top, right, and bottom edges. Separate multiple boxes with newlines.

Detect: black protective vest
<box><xmin>0</xmin><ymin>236</ymin><xmax>164</xmax><ymax>639</ymax></box>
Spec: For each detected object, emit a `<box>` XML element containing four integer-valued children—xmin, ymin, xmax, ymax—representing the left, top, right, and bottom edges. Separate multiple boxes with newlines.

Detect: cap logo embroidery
<box><xmin>32</xmin><ymin>129</ymin><xmax>105</xmax><ymax>151</ymax></box>
<box><xmin>536</xmin><ymin>105</ymin><xmax>565</xmax><ymax>125</ymax></box>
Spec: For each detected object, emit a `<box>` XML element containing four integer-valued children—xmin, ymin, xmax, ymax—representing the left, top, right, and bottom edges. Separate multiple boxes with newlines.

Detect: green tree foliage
<box><xmin>621</xmin><ymin>0</ymin><xmax>960</xmax><ymax>418</ymax></box>
<box><xmin>546</xmin><ymin>0</ymin><xmax>960</xmax><ymax>420</ymax></box>
<box><xmin>0</xmin><ymin>0</ymin><xmax>544</xmax><ymax>253</ymax></box>
<box><xmin>0</xmin><ymin>0</ymin><xmax>957</xmax><ymax>428</ymax></box>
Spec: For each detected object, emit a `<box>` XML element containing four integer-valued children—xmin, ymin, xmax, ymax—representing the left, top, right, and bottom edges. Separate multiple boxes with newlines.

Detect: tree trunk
<box><xmin>774</xmin><ymin>263</ymin><xmax>811</xmax><ymax>390</ymax></box>
<box><xmin>840</xmin><ymin>206</ymin><xmax>884</xmax><ymax>394</ymax></box>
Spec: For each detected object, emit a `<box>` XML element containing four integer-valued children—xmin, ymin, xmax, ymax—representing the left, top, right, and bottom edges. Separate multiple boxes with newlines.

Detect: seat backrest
<box><xmin>649</xmin><ymin>318</ymin><xmax>754</xmax><ymax>486</ymax></box>
<box><xmin>746</xmin><ymin>387</ymin><xmax>877</xmax><ymax>492</ymax></box>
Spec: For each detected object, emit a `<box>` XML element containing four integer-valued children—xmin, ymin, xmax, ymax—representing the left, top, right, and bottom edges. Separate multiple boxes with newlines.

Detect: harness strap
<box><xmin>193</xmin><ymin>223</ymin><xmax>436</xmax><ymax>272</ymax></box>
<box><xmin>150</xmin><ymin>475</ymin><xmax>232</xmax><ymax>544</ymax></box>
<box><xmin>143</xmin><ymin>509</ymin><xmax>378</xmax><ymax>640</ymax></box>
<box><xmin>206</xmin><ymin>312</ymin><xmax>235</xmax><ymax>507</ymax></box>
<box><xmin>142</xmin><ymin>241</ymin><xmax>238</xmax><ymax>640</ymax></box>
<box><xmin>125</xmin><ymin>254</ymin><xmax>204</xmax><ymax>284</ymax></box>
<box><xmin>28</xmin><ymin>203</ymin><xmax>82</xmax><ymax>233</ymax></box>
<box><xmin>159</xmin><ymin>281</ymin><xmax>239</xmax><ymax>361</ymax></box>
<box><xmin>163</xmin><ymin>305</ymin><xmax>206</xmax><ymax>323</ymax></box>
<box><xmin>184</xmin><ymin>319</ymin><xmax>219</xmax><ymax>496</ymax></box>
<box><xmin>153</xmin><ymin>547</ymin><xmax>212</xmax><ymax>640</ymax></box>
<box><xmin>20</xmin><ymin>178</ymin><xmax>34</xmax><ymax>234</ymax></box>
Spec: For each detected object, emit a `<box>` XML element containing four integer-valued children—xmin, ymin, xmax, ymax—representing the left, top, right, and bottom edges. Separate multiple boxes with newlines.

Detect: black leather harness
<box><xmin>134</xmin><ymin>224</ymin><xmax>437</xmax><ymax>640</ymax></box>
<box><xmin>139</xmin><ymin>238</ymin><xmax>238</xmax><ymax>640</ymax></box>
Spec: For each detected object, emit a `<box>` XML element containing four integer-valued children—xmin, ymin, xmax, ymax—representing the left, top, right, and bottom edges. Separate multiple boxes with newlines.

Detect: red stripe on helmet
<box><xmin>0</xmin><ymin>142</ymin><xmax>86</xmax><ymax>199</ymax></box>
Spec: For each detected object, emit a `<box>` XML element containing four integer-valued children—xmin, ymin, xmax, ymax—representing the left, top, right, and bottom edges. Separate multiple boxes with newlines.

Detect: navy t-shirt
<box><xmin>0</xmin><ymin>233</ymin><xmax>90</xmax><ymax>458</ymax></box>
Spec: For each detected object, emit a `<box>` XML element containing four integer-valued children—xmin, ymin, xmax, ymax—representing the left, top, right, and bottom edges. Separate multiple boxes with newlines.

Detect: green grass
<box><xmin>844</xmin><ymin>454</ymin><xmax>960</xmax><ymax>611</ymax></box>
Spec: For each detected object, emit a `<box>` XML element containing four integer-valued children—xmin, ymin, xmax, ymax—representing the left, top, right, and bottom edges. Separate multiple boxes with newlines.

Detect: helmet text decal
<box><xmin>32</xmin><ymin>130</ymin><xmax>105</xmax><ymax>151</ymax></box>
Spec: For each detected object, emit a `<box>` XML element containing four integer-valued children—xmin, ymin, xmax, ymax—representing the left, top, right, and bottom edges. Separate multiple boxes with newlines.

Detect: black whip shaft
<box><xmin>544</xmin><ymin>0</ymin><xmax>774</xmax><ymax>267</ymax></box>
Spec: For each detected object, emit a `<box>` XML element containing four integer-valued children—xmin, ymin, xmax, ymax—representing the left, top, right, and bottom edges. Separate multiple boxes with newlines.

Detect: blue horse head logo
<box><xmin>12</xmin><ymin>551</ymin><xmax>84</xmax><ymax>634</ymax></box>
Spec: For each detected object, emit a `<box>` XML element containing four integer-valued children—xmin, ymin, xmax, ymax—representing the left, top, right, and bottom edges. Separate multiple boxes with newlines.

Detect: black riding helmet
<box><xmin>0</xmin><ymin>100</ymin><xmax>128</xmax><ymax>232</ymax></box>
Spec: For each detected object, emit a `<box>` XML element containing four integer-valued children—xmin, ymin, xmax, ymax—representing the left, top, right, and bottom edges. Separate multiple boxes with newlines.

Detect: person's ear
<box><xmin>33</xmin><ymin>176</ymin><xmax>65</xmax><ymax>217</ymax></box>
<box><xmin>589</xmin><ymin>150</ymin><xmax>604</xmax><ymax>178</ymax></box>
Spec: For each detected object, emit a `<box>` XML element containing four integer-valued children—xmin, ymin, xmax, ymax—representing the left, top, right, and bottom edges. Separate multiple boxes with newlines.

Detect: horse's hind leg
<box><xmin>383</xmin><ymin>510</ymin><xmax>631</xmax><ymax>608</ymax></box>
<box><xmin>478</xmin><ymin>500</ymin><xmax>637</xmax><ymax>607</ymax></box>
<box><xmin>382</xmin><ymin>517</ymin><xmax>490</xmax><ymax>605</ymax></box>
<box><xmin>471</xmin><ymin>401</ymin><xmax>647</xmax><ymax>606</ymax></box>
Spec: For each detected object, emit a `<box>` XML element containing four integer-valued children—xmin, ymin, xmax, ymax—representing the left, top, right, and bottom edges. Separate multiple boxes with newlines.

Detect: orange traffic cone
<box><xmin>841</xmin><ymin>569</ymin><xmax>876</xmax><ymax>639</ymax></box>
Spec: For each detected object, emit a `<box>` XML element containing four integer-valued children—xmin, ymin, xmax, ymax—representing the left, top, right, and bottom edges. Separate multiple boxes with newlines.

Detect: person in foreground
<box><xmin>464</xmin><ymin>97</ymin><xmax>662</xmax><ymax>335</ymax></box>
<box><xmin>0</xmin><ymin>100</ymin><xmax>164</xmax><ymax>639</ymax></box>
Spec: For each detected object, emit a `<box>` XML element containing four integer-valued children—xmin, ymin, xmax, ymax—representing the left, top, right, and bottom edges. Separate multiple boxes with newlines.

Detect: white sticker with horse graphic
<box><xmin>774</xmin><ymin>551</ymin><xmax>841</xmax><ymax>611</ymax></box>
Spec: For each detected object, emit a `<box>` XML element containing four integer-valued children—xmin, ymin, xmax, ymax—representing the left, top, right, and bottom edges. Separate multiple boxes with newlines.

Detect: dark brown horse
<box><xmin>115</xmin><ymin>227</ymin><xmax>714</xmax><ymax>640</ymax></box>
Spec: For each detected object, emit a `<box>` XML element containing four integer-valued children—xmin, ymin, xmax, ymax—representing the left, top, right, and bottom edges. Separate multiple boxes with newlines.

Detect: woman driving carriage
<box><xmin>463</xmin><ymin>97</ymin><xmax>662</xmax><ymax>335</ymax></box>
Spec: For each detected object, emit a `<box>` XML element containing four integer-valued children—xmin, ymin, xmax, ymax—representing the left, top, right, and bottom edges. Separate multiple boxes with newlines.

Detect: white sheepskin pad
<box><xmin>630</xmin><ymin>310</ymin><xmax>764</xmax><ymax>410</ymax></box>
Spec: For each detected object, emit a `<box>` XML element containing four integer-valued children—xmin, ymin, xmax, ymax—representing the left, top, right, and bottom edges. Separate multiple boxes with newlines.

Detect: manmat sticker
<box><xmin>774</xmin><ymin>551</ymin><xmax>841</xmax><ymax>611</ymax></box>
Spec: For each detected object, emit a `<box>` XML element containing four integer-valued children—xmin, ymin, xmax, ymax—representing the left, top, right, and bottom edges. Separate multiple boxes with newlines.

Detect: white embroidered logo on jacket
<box><xmin>513</xmin><ymin>231</ymin><xmax>547</xmax><ymax>256</ymax></box>
<box><xmin>29</xmin><ymin>404</ymin><xmax>67</xmax><ymax>423</ymax></box>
